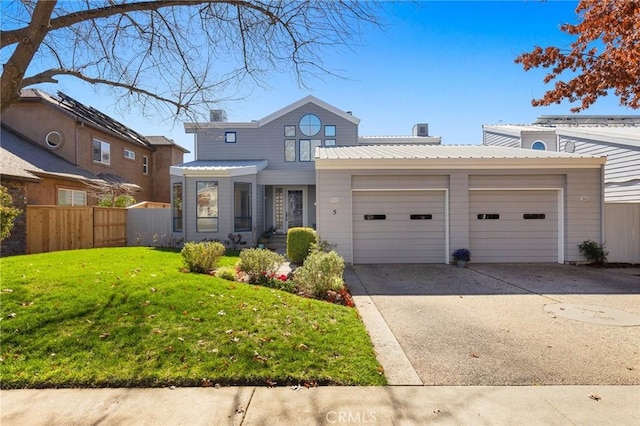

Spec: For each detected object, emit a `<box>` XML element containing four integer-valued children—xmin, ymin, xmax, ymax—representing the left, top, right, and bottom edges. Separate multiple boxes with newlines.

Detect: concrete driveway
<box><xmin>352</xmin><ymin>264</ymin><xmax>640</xmax><ymax>386</ymax></box>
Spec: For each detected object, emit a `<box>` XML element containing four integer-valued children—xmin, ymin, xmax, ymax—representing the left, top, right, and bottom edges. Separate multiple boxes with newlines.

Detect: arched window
<box><xmin>531</xmin><ymin>141</ymin><xmax>547</xmax><ymax>151</ymax></box>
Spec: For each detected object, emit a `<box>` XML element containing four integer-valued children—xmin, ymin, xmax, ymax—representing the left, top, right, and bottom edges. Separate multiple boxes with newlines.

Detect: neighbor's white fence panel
<box><xmin>127</xmin><ymin>208</ymin><xmax>173</xmax><ymax>247</ymax></box>
<box><xmin>604</xmin><ymin>203</ymin><xmax>640</xmax><ymax>263</ymax></box>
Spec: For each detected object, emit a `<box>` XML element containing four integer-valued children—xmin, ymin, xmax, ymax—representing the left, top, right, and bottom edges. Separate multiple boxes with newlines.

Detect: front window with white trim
<box><xmin>58</xmin><ymin>188</ymin><xmax>87</xmax><ymax>206</ymax></box>
<box><xmin>124</xmin><ymin>149</ymin><xmax>135</xmax><ymax>160</ymax></box>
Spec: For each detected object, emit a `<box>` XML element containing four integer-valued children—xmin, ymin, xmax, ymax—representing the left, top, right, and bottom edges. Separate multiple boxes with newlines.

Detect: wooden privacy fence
<box><xmin>27</xmin><ymin>206</ymin><xmax>127</xmax><ymax>254</ymax></box>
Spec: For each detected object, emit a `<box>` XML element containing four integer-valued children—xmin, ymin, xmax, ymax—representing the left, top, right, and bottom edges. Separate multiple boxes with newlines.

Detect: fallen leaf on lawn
<box><xmin>99</xmin><ymin>332</ymin><xmax>110</xmax><ymax>339</ymax></box>
<box><xmin>7</xmin><ymin>313</ymin><xmax>16</xmax><ymax>318</ymax></box>
<box><xmin>202</xmin><ymin>378</ymin><xmax>212</xmax><ymax>387</ymax></box>
<box><xmin>166</xmin><ymin>346</ymin><xmax>174</xmax><ymax>352</ymax></box>
<box><xmin>298</xmin><ymin>343</ymin><xmax>309</xmax><ymax>351</ymax></box>
<box><xmin>178</xmin><ymin>337</ymin><xmax>185</xmax><ymax>342</ymax></box>
<box><xmin>304</xmin><ymin>380</ymin><xmax>317</xmax><ymax>388</ymax></box>
<box><xmin>191</xmin><ymin>317</ymin><xmax>202</xmax><ymax>322</ymax></box>
<box><xmin>232</xmin><ymin>337</ymin><xmax>240</xmax><ymax>342</ymax></box>
<box><xmin>150</xmin><ymin>287</ymin><xmax>157</xmax><ymax>293</ymax></box>
<box><xmin>21</xmin><ymin>302</ymin><xmax>34</xmax><ymax>307</ymax></box>
<box><xmin>2</xmin><ymin>289</ymin><xmax>14</xmax><ymax>293</ymax></box>
<box><xmin>589</xmin><ymin>393</ymin><xmax>601</xmax><ymax>401</ymax></box>
<box><xmin>86</xmin><ymin>319</ymin><xmax>93</xmax><ymax>324</ymax></box>
<box><xmin>225</xmin><ymin>329</ymin><xmax>234</xmax><ymax>334</ymax></box>
<box><xmin>217</xmin><ymin>311</ymin><xmax>226</xmax><ymax>316</ymax></box>
<box><xmin>141</xmin><ymin>300</ymin><xmax>151</xmax><ymax>306</ymax></box>
<box><xmin>254</xmin><ymin>355</ymin><xmax>268</xmax><ymax>364</ymax></box>
<box><xmin>470</xmin><ymin>352</ymin><xmax>480</xmax><ymax>358</ymax></box>
<box><xmin>266</xmin><ymin>380</ymin><xmax>277</xmax><ymax>387</ymax></box>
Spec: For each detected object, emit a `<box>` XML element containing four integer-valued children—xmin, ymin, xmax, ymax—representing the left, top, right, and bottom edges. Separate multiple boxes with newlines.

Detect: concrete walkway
<box><xmin>2</xmin><ymin>385</ymin><xmax>638</xmax><ymax>425</ymax></box>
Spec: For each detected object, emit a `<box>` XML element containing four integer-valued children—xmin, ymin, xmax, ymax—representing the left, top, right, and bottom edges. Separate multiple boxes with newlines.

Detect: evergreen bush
<box><xmin>578</xmin><ymin>240</ymin><xmax>608</xmax><ymax>266</ymax></box>
<box><xmin>286</xmin><ymin>227</ymin><xmax>317</xmax><ymax>264</ymax></box>
<box><xmin>238</xmin><ymin>248</ymin><xmax>285</xmax><ymax>284</ymax></box>
<box><xmin>181</xmin><ymin>241</ymin><xmax>225</xmax><ymax>273</ymax></box>
<box><xmin>294</xmin><ymin>250</ymin><xmax>345</xmax><ymax>297</ymax></box>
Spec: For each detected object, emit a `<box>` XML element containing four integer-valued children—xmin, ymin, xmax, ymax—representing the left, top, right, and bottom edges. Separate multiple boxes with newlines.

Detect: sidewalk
<box><xmin>2</xmin><ymin>385</ymin><xmax>639</xmax><ymax>425</ymax></box>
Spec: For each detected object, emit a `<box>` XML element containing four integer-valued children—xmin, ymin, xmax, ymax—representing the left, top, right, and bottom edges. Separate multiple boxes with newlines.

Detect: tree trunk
<box><xmin>0</xmin><ymin>0</ymin><xmax>57</xmax><ymax>113</ymax></box>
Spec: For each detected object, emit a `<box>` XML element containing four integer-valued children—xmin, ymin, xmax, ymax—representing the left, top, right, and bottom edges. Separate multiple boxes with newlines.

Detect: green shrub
<box><xmin>181</xmin><ymin>241</ymin><xmax>225</xmax><ymax>273</ymax></box>
<box><xmin>238</xmin><ymin>248</ymin><xmax>285</xmax><ymax>284</ymax></box>
<box><xmin>286</xmin><ymin>227</ymin><xmax>317</xmax><ymax>264</ymax></box>
<box><xmin>0</xmin><ymin>185</ymin><xmax>21</xmax><ymax>241</ymax></box>
<box><xmin>215</xmin><ymin>266</ymin><xmax>237</xmax><ymax>281</ymax></box>
<box><xmin>294</xmin><ymin>250</ymin><xmax>345</xmax><ymax>297</ymax></box>
<box><xmin>578</xmin><ymin>240</ymin><xmax>608</xmax><ymax>266</ymax></box>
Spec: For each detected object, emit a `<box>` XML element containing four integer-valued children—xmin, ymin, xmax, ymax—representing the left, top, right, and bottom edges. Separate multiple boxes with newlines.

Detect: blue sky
<box><xmin>45</xmin><ymin>1</ymin><xmax>636</xmax><ymax>160</ymax></box>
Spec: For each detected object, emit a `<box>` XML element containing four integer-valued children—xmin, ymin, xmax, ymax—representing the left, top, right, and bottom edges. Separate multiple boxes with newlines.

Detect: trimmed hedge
<box><xmin>286</xmin><ymin>227</ymin><xmax>317</xmax><ymax>264</ymax></box>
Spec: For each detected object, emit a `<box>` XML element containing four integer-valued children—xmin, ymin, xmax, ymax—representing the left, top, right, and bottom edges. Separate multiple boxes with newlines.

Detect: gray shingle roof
<box><xmin>1</xmin><ymin>126</ymin><xmax>98</xmax><ymax>182</ymax></box>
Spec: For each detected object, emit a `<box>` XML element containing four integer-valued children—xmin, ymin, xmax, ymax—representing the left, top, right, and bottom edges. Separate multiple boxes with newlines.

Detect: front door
<box><xmin>274</xmin><ymin>187</ymin><xmax>305</xmax><ymax>232</ymax></box>
<box><xmin>287</xmin><ymin>189</ymin><xmax>303</xmax><ymax>229</ymax></box>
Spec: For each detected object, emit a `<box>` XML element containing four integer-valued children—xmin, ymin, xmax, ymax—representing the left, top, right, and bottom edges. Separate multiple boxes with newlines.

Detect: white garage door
<box><xmin>353</xmin><ymin>191</ymin><xmax>446</xmax><ymax>264</ymax></box>
<box><xmin>469</xmin><ymin>190</ymin><xmax>559</xmax><ymax>263</ymax></box>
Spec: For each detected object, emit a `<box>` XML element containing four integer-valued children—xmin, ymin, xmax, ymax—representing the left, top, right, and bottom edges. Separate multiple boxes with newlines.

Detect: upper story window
<box><xmin>531</xmin><ymin>140</ymin><xmax>547</xmax><ymax>150</ymax></box>
<box><xmin>284</xmin><ymin>125</ymin><xmax>296</xmax><ymax>137</ymax></box>
<box><xmin>92</xmin><ymin>139</ymin><xmax>110</xmax><ymax>165</ymax></box>
<box><xmin>142</xmin><ymin>156</ymin><xmax>149</xmax><ymax>174</ymax></box>
<box><xmin>299</xmin><ymin>139</ymin><xmax>311</xmax><ymax>162</ymax></box>
<box><xmin>124</xmin><ymin>149</ymin><xmax>135</xmax><ymax>160</ymax></box>
<box><xmin>299</xmin><ymin>114</ymin><xmax>321</xmax><ymax>136</ymax></box>
<box><xmin>324</xmin><ymin>139</ymin><xmax>336</xmax><ymax>147</ymax></box>
<box><xmin>225</xmin><ymin>131</ymin><xmax>236</xmax><ymax>143</ymax></box>
<box><xmin>324</xmin><ymin>125</ymin><xmax>336</xmax><ymax>137</ymax></box>
<box><xmin>46</xmin><ymin>131</ymin><xmax>63</xmax><ymax>149</ymax></box>
<box><xmin>284</xmin><ymin>140</ymin><xmax>296</xmax><ymax>162</ymax></box>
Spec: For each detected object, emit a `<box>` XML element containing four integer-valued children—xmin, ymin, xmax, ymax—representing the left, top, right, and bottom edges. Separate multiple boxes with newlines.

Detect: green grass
<box><xmin>0</xmin><ymin>247</ymin><xmax>385</xmax><ymax>388</ymax></box>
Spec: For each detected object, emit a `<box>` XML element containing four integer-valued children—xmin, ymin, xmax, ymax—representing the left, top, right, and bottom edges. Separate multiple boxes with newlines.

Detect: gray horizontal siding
<box><xmin>559</xmin><ymin>136</ymin><xmax>639</xmax><ymax>202</ymax></box>
<box><xmin>194</xmin><ymin>103</ymin><xmax>358</xmax><ymax>171</ymax></box>
<box><xmin>483</xmin><ymin>131</ymin><xmax>520</xmax><ymax>148</ymax></box>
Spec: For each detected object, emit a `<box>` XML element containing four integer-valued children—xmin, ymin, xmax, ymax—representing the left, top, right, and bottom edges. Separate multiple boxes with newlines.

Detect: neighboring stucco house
<box><xmin>0</xmin><ymin>126</ymin><xmax>99</xmax><ymax>255</ymax></box>
<box><xmin>483</xmin><ymin>116</ymin><xmax>639</xmax><ymax>263</ymax></box>
<box><xmin>1</xmin><ymin>90</ymin><xmax>189</xmax><ymax>204</ymax></box>
<box><xmin>173</xmin><ymin>96</ymin><xmax>607</xmax><ymax>264</ymax></box>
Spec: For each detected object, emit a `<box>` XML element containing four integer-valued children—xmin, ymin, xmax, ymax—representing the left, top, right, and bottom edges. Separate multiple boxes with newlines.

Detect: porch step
<box><xmin>266</xmin><ymin>234</ymin><xmax>287</xmax><ymax>255</ymax></box>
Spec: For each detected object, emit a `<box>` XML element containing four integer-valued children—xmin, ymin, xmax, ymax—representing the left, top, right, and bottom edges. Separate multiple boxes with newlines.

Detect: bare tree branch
<box><xmin>1</xmin><ymin>0</ymin><xmax>381</xmax><ymax>116</ymax></box>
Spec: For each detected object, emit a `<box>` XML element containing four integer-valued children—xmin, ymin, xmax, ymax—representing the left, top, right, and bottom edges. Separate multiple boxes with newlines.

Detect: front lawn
<box><xmin>0</xmin><ymin>247</ymin><xmax>385</xmax><ymax>388</ymax></box>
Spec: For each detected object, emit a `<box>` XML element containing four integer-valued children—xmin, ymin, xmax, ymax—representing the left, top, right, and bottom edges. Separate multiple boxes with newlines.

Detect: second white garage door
<box><xmin>353</xmin><ymin>190</ymin><xmax>446</xmax><ymax>264</ymax></box>
<box><xmin>469</xmin><ymin>190</ymin><xmax>560</xmax><ymax>263</ymax></box>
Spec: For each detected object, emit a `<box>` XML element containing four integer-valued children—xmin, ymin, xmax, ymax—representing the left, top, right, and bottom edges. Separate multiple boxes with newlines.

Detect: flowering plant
<box><xmin>452</xmin><ymin>248</ymin><xmax>471</xmax><ymax>262</ymax></box>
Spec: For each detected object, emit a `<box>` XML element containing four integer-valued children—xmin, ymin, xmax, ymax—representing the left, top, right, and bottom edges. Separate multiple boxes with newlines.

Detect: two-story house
<box><xmin>1</xmin><ymin>90</ymin><xmax>189</xmax><ymax>205</ymax></box>
<box><xmin>482</xmin><ymin>116</ymin><xmax>640</xmax><ymax>263</ymax></box>
<box><xmin>174</xmin><ymin>96</ymin><xmax>609</xmax><ymax>266</ymax></box>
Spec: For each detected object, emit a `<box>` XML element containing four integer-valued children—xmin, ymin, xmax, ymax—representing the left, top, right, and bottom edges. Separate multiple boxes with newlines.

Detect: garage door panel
<box><xmin>353</xmin><ymin>221</ymin><xmax>445</xmax><ymax>233</ymax></box>
<box><xmin>469</xmin><ymin>239</ymin><xmax>558</xmax><ymax>250</ymax></box>
<box><xmin>469</xmin><ymin>190</ymin><xmax>559</xmax><ymax>263</ymax></box>
<box><xmin>353</xmin><ymin>190</ymin><xmax>446</xmax><ymax>264</ymax></box>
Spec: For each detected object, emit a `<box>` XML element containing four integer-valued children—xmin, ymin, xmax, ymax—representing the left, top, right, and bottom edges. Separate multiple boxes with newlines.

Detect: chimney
<box><xmin>412</xmin><ymin>123</ymin><xmax>429</xmax><ymax>137</ymax></box>
<box><xmin>210</xmin><ymin>109</ymin><xmax>227</xmax><ymax>122</ymax></box>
